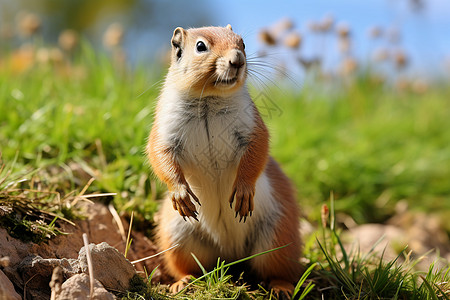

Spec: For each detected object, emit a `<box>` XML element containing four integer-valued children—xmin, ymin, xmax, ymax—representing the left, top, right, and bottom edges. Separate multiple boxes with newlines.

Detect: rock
<box><xmin>0</xmin><ymin>269</ymin><xmax>21</xmax><ymax>300</ymax></box>
<box><xmin>0</xmin><ymin>202</ymin><xmax>164</xmax><ymax>297</ymax></box>
<box><xmin>389</xmin><ymin>212</ymin><xmax>450</xmax><ymax>255</ymax></box>
<box><xmin>17</xmin><ymin>255</ymin><xmax>80</xmax><ymax>300</ymax></box>
<box><xmin>57</xmin><ymin>273</ymin><xmax>115</xmax><ymax>300</ymax></box>
<box><xmin>0</xmin><ymin>256</ymin><xmax>10</xmax><ymax>267</ymax></box>
<box><xmin>78</xmin><ymin>242</ymin><xmax>136</xmax><ymax>291</ymax></box>
<box><xmin>388</xmin><ymin>211</ymin><xmax>450</xmax><ymax>270</ymax></box>
<box><xmin>346</xmin><ymin>224</ymin><xmax>407</xmax><ymax>261</ymax></box>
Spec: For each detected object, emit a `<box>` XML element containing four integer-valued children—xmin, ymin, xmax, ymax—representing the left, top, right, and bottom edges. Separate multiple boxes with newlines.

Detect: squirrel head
<box><xmin>168</xmin><ymin>25</ymin><xmax>247</xmax><ymax>98</ymax></box>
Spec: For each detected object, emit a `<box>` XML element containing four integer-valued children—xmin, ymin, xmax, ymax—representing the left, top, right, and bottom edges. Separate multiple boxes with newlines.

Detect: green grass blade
<box><xmin>176</xmin><ymin>243</ymin><xmax>290</xmax><ymax>295</ymax></box>
<box><xmin>191</xmin><ymin>252</ymin><xmax>208</xmax><ymax>275</ymax></box>
<box><xmin>299</xmin><ymin>282</ymin><xmax>315</xmax><ymax>300</ymax></box>
<box><xmin>420</xmin><ymin>276</ymin><xmax>440</xmax><ymax>300</ymax></box>
<box><xmin>292</xmin><ymin>262</ymin><xmax>317</xmax><ymax>298</ymax></box>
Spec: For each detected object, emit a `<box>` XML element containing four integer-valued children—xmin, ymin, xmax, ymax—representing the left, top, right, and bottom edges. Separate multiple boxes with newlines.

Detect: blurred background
<box><xmin>1</xmin><ymin>0</ymin><xmax>450</xmax><ymax>76</ymax></box>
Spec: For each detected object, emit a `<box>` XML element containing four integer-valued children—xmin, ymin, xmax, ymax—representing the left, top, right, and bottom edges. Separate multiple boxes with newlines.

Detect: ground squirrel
<box><xmin>147</xmin><ymin>25</ymin><xmax>302</xmax><ymax>296</ymax></box>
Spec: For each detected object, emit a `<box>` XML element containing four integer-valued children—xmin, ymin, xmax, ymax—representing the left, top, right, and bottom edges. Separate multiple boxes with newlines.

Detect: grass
<box><xmin>261</xmin><ymin>78</ymin><xmax>450</xmax><ymax>225</ymax></box>
<box><xmin>310</xmin><ymin>195</ymin><xmax>450</xmax><ymax>300</ymax></box>
<box><xmin>0</xmin><ymin>160</ymin><xmax>76</xmax><ymax>243</ymax></box>
<box><xmin>120</xmin><ymin>246</ymin><xmax>317</xmax><ymax>299</ymax></box>
<box><xmin>1</xmin><ymin>42</ymin><xmax>450</xmax><ymax>299</ymax></box>
<box><xmin>0</xmin><ymin>43</ymin><xmax>164</xmax><ymax>223</ymax></box>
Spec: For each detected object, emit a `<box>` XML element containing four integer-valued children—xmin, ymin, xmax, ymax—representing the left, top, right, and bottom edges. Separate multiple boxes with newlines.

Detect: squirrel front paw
<box><xmin>170</xmin><ymin>184</ymin><xmax>201</xmax><ymax>221</ymax></box>
<box><xmin>229</xmin><ymin>182</ymin><xmax>255</xmax><ymax>222</ymax></box>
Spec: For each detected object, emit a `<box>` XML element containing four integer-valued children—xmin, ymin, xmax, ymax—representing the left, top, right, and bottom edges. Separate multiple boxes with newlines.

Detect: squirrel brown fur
<box><xmin>146</xmin><ymin>25</ymin><xmax>302</xmax><ymax>296</ymax></box>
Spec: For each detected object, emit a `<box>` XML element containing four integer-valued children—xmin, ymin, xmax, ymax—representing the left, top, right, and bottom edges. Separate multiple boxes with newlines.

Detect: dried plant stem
<box><xmin>23</xmin><ymin>273</ymin><xmax>38</xmax><ymax>299</ymax></box>
<box><xmin>131</xmin><ymin>243</ymin><xmax>179</xmax><ymax>264</ymax></box>
<box><xmin>108</xmin><ymin>203</ymin><xmax>127</xmax><ymax>241</ymax></box>
<box><xmin>82</xmin><ymin>233</ymin><xmax>95</xmax><ymax>299</ymax></box>
<box><xmin>124</xmin><ymin>211</ymin><xmax>134</xmax><ymax>258</ymax></box>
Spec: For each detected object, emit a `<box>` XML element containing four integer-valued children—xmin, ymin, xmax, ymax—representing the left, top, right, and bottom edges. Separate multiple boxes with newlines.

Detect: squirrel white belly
<box><xmin>147</xmin><ymin>25</ymin><xmax>302</xmax><ymax>295</ymax></box>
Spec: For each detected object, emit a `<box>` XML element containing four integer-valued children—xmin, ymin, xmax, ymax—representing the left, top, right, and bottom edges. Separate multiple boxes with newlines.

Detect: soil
<box><xmin>0</xmin><ymin>201</ymin><xmax>449</xmax><ymax>299</ymax></box>
<box><xmin>0</xmin><ymin>202</ymin><xmax>171</xmax><ymax>299</ymax></box>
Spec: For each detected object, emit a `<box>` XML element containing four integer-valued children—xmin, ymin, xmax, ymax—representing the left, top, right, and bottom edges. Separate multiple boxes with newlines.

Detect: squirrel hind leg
<box><xmin>269</xmin><ymin>279</ymin><xmax>295</xmax><ymax>299</ymax></box>
<box><xmin>169</xmin><ymin>275</ymin><xmax>192</xmax><ymax>294</ymax></box>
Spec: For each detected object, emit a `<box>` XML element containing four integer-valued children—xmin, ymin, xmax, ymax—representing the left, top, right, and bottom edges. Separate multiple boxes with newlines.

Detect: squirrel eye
<box><xmin>243</xmin><ymin>43</ymin><xmax>246</xmax><ymax>50</ymax></box>
<box><xmin>196</xmin><ymin>41</ymin><xmax>207</xmax><ymax>52</ymax></box>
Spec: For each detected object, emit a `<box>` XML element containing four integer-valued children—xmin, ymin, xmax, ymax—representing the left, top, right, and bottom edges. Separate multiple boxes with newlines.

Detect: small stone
<box><xmin>0</xmin><ymin>270</ymin><xmax>21</xmax><ymax>300</ymax></box>
<box><xmin>17</xmin><ymin>255</ymin><xmax>80</xmax><ymax>299</ymax></box>
<box><xmin>0</xmin><ymin>256</ymin><xmax>10</xmax><ymax>267</ymax></box>
<box><xmin>78</xmin><ymin>242</ymin><xmax>136</xmax><ymax>291</ymax></box>
<box><xmin>347</xmin><ymin>224</ymin><xmax>406</xmax><ymax>261</ymax></box>
<box><xmin>57</xmin><ymin>273</ymin><xmax>115</xmax><ymax>300</ymax></box>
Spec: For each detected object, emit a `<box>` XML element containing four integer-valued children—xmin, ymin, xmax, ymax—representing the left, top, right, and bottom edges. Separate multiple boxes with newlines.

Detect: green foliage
<box><xmin>177</xmin><ymin>246</ymin><xmax>291</xmax><ymax>298</ymax></box>
<box><xmin>121</xmin><ymin>274</ymin><xmax>166</xmax><ymax>300</ymax></box>
<box><xmin>258</xmin><ymin>79</ymin><xmax>450</xmax><ymax>225</ymax></box>
<box><xmin>292</xmin><ymin>262</ymin><xmax>317</xmax><ymax>300</ymax></box>
<box><xmin>187</xmin><ymin>257</ymin><xmax>249</xmax><ymax>300</ymax></box>
<box><xmin>0</xmin><ymin>45</ymin><xmax>164</xmax><ymax>222</ymax></box>
<box><xmin>414</xmin><ymin>262</ymin><xmax>450</xmax><ymax>300</ymax></box>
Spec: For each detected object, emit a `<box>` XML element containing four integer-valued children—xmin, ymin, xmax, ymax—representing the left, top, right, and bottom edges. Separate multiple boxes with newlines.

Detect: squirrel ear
<box><xmin>171</xmin><ymin>27</ymin><xmax>186</xmax><ymax>61</ymax></box>
<box><xmin>226</xmin><ymin>24</ymin><xmax>233</xmax><ymax>31</ymax></box>
<box><xmin>171</xmin><ymin>27</ymin><xmax>186</xmax><ymax>49</ymax></box>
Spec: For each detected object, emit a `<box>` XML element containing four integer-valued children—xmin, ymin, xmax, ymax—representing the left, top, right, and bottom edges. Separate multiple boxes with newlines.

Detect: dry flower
<box><xmin>336</xmin><ymin>22</ymin><xmax>351</xmax><ymax>38</ymax></box>
<box><xmin>271</xmin><ymin>18</ymin><xmax>294</xmax><ymax>38</ymax></box>
<box><xmin>368</xmin><ymin>26</ymin><xmax>383</xmax><ymax>39</ymax></box>
<box><xmin>258</xmin><ymin>29</ymin><xmax>277</xmax><ymax>46</ymax></box>
<box><xmin>284</xmin><ymin>32</ymin><xmax>302</xmax><ymax>49</ymax></box>
<box><xmin>393</xmin><ymin>49</ymin><xmax>408</xmax><ymax>70</ymax></box>
<box><xmin>339</xmin><ymin>57</ymin><xmax>358</xmax><ymax>76</ymax></box>
<box><xmin>321</xmin><ymin>204</ymin><xmax>329</xmax><ymax>229</ymax></box>
<box><xmin>103</xmin><ymin>23</ymin><xmax>124</xmax><ymax>49</ymax></box>
<box><xmin>17</xmin><ymin>12</ymin><xmax>41</xmax><ymax>37</ymax></box>
<box><xmin>320</xmin><ymin>14</ymin><xmax>335</xmax><ymax>32</ymax></box>
<box><xmin>36</xmin><ymin>48</ymin><xmax>50</xmax><ymax>64</ymax></box>
<box><xmin>59</xmin><ymin>29</ymin><xmax>79</xmax><ymax>52</ymax></box>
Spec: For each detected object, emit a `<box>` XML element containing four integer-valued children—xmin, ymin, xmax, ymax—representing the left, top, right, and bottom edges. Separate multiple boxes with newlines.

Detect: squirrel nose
<box><xmin>228</xmin><ymin>50</ymin><xmax>245</xmax><ymax>69</ymax></box>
